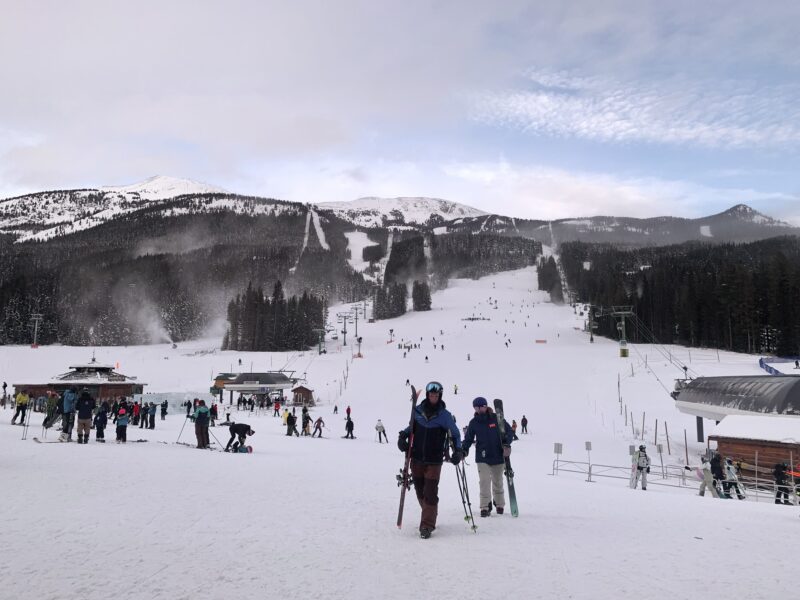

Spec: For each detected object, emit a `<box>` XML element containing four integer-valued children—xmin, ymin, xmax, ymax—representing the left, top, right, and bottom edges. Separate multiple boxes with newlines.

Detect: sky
<box><xmin>1</xmin><ymin>1</ymin><xmax>799</xmax><ymax>222</ymax></box>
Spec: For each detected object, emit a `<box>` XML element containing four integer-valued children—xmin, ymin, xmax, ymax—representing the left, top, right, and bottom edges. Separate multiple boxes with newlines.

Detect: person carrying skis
<box><xmin>462</xmin><ymin>397</ymin><xmax>513</xmax><ymax>517</ymax></box>
<box><xmin>397</xmin><ymin>381</ymin><xmax>463</xmax><ymax>539</ymax></box>
<box><xmin>225</xmin><ymin>423</ymin><xmax>255</xmax><ymax>452</ymax></box>
<box><xmin>312</xmin><ymin>416</ymin><xmax>325</xmax><ymax>438</ymax></box>
<box><xmin>723</xmin><ymin>457</ymin><xmax>745</xmax><ymax>500</ymax></box>
<box><xmin>344</xmin><ymin>417</ymin><xmax>355</xmax><ymax>439</ymax></box>
<box><xmin>375</xmin><ymin>419</ymin><xmax>388</xmax><ymax>443</ymax></box>
<box><xmin>709</xmin><ymin>453</ymin><xmax>725</xmax><ymax>494</ymax></box>
<box><xmin>632</xmin><ymin>445</ymin><xmax>651</xmax><ymax>490</ymax></box>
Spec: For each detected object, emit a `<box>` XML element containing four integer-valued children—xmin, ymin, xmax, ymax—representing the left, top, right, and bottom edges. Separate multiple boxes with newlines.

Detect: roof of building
<box><xmin>710</xmin><ymin>414</ymin><xmax>800</xmax><ymax>445</ymax></box>
<box><xmin>675</xmin><ymin>376</ymin><xmax>800</xmax><ymax>420</ymax></box>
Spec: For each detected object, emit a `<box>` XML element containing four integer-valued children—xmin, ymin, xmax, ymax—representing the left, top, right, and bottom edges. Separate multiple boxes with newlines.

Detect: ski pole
<box><xmin>176</xmin><ymin>416</ymin><xmax>189</xmax><ymax>443</ymax></box>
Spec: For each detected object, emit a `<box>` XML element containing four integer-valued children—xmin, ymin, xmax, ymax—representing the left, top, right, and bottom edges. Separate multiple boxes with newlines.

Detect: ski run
<box><xmin>2</xmin><ymin>265</ymin><xmax>800</xmax><ymax>600</ymax></box>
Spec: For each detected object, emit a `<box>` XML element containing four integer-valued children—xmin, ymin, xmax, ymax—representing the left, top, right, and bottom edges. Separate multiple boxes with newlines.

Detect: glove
<box><xmin>462</xmin><ymin>447</ymin><xmax>469</xmax><ymax>459</ymax></box>
<box><xmin>397</xmin><ymin>433</ymin><xmax>409</xmax><ymax>453</ymax></box>
<box><xmin>503</xmin><ymin>446</ymin><xmax>511</xmax><ymax>458</ymax></box>
<box><xmin>450</xmin><ymin>449</ymin><xmax>463</xmax><ymax>465</ymax></box>
<box><xmin>646</xmin><ymin>467</ymin><xmax>650</xmax><ymax>473</ymax></box>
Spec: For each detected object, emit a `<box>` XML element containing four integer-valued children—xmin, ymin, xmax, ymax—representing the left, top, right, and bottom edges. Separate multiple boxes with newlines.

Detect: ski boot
<box><xmin>419</xmin><ymin>528</ymin><xmax>432</xmax><ymax>539</ymax></box>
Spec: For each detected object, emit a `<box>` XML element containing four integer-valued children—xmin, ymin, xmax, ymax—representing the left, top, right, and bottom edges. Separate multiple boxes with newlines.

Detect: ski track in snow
<box><xmin>1</xmin><ymin>265</ymin><xmax>798</xmax><ymax>599</ymax></box>
<box><xmin>310</xmin><ymin>208</ymin><xmax>330</xmax><ymax>250</ymax></box>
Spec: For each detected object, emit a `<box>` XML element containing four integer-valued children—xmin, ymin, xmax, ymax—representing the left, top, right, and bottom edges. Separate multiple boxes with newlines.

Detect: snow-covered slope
<box><xmin>317</xmin><ymin>196</ymin><xmax>488</xmax><ymax>228</ymax></box>
<box><xmin>101</xmin><ymin>175</ymin><xmax>227</xmax><ymax>200</ymax></box>
<box><xmin>2</xmin><ymin>266</ymin><xmax>798</xmax><ymax>600</ymax></box>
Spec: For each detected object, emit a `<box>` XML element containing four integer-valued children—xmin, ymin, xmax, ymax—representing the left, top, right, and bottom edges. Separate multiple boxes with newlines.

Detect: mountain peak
<box><xmin>317</xmin><ymin>196</ymin><xmax>487</xmax><ymax>227</ymax></box>
<box><xmin>101</xmin><ymin>175</ymin><xmax>228</xmax><ymax>200</ymax></box>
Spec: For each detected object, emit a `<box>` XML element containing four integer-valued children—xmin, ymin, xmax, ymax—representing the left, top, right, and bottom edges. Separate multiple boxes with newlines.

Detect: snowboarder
<box><xmin>397</xmin><ymin>381</ymin><xmax>463</xmax><ymax>538</ymax></box>
<box><xmin>774</xmin><ymin>463</ymin><xmax>792</xmax><ymax>504</ymax></box>
<box><xmin>193</xmin><ymin>401</ymin><xmax>210</xmax><ymax>449</ymax></box>
<box><xmin>631</xmin><ymin>445</ymin><xmax>650</xmax><ymax>490</ymax></box>
<box><xmin>312</xmin><ymin>416</ymin><xmax>325</xmax><ymax>438</ymax></box>
<box><xmin>723</xmin><ymin>458</ymin><xmax>745</xmax><ymax>499</ymax></box>
<box><xmin>75</xmin><ymin>388</ymin><xmax>96</xmax><ymax>444</ymax></box>
<box><xmin>521</xmin><ymin>415</ymin><xmax>528</xmax><ymax>434</ymax></box>
<box><xmin>116</xmin><ymin>408</ymin><xmax>129</xmax><ymax>443</ymax></box>
<box><xmin>344</xmin><ymin>417</ymin><xmax>355</xmax><ymax>439</ymax></box>
<box><xmin>375</xmin><ymin>419</ymin><xmax>388</xmax><ymax>443</ymax></box>
<box><xmin>11</xmin><ymin>389</ymin><xmax>29</xmax><ymax>426</ymax></box>
<box><xmin>225</xmin><ymin>423</ymin><xmax>255</xmax><ymax>452</ymax></box>
<box><xmin>462</xmin><ymin>397</ymin><xmax>513</xmax><ymax>517</ymax></box>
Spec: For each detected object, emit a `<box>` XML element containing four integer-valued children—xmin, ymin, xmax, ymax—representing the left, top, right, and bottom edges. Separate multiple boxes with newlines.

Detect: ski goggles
<box><xmin>426</xmin><ymin>382</ymin><xmax>443</xmax><ymax>394</ymax></box>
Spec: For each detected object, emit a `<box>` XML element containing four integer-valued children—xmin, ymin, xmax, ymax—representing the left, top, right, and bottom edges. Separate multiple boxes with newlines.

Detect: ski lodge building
<box><xmin>212</xmin><ymin>372</ymin><xmax>297</xmax><ymax>404</ymax></box>
<box><xmin>13</xmin><ymin>357</ymin><xmax>145</xmax><ymax>401</ymax></box>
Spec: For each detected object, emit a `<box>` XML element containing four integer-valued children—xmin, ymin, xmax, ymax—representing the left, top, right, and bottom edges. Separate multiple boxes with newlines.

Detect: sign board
<box><xmin>585</xmin><ymin>441</ymin><xmax>592</xmax><ymax>451</ymax></box>
<box><xmin>553</xmin><ymin>443</ymin><xmax>563</xmax><ymax>455</ymax></box>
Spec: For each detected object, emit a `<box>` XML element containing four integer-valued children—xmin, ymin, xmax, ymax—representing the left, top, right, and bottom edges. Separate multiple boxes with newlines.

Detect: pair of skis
<box><xmin>493</xmin><ymin>399</ymin><xmax>519</xmax><ymax>518</ymax></box>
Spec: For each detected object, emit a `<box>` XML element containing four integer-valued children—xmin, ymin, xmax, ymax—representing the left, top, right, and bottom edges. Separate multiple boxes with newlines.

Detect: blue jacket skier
<box><xmin>397</xmin><ymin>381</ymin><xmax>462</xmax><ymax>539</ymax></box>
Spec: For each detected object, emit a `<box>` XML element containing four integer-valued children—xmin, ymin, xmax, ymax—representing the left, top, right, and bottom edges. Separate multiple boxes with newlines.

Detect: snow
<box><xmin>710</xmin><ymin>414</ymin><xmax>800</xmax><ymax>444</ymax></box>
<box><xmin>101</xmin><ymin>175</ymin><xmax>227</xmax><ymax>200</ymax></box>
<box><xmin>310</xmin><ymin>208</ymin><xmax>330</xmax><ymax>250</ymax></box>
<box><xmin>2</xmin><ymin>266</ymin><xmax>799</xmax><ymax>599</ymax></box>
<box><xmin>700</xmin><ymin>224</ymin><xmax>713</xmax><ymax>237</ymax></box>
<box><xmin>318</xmin><ymin>196</ymin><xmax>487</xmax><ymax>228</ymax></box>
<box><xmin>343</xmin><ymin>231</ymin><xmax>373</xmax><ymax>273</ymax></box>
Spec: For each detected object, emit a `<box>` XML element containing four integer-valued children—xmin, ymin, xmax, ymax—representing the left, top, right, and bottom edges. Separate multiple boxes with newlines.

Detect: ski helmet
<box><xmin>425</xmin><ymin>381</ymin><xmax>444</xmax><ymax>400</ymax></box>
<box><xmin>638</xmin><ymin>444</ymin><xmax>646</xmax><ymax>451</ymax></box>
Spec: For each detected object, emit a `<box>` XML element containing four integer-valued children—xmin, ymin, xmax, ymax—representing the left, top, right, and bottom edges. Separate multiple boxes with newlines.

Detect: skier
<box><xmin>132</xmin><ymin>402</ymin><xmax>141</xmax><ymax>426</ymax></box>
<box><xmin>333</xmin><ymin>404</ymin><xmax>338</xmax><ymax>415</ymax></box>
<box><xmin>75</xmin><ymin>388</ymin><xmax>96</xmax><ymax>444</ymax></box>
<box><xmin>511</xmin><ymin>420</ymin><xmax>519</xmax><ymax>440</ymax></box>
<box><xmin>273</xmin><ymin>401</ymin><xmax>281</xmax><ymax>417</ymax></box>
<box><xmin>344</xmin><ymin>417</ymin><xmax>355</xmax><ymax>439</ymax></box>
<box><xmin>346</xmin><ymin>405</ymin><xmax>351</xmax><ymax>419</ymax></box>
<box><xmin>193</xmin><ymin>401</ymin><xmax>210</xmax><ymax>449</ymax></box>
<box><xmin>225</xmin><ymin>423</ymin><xmax>255</xmax><ymax>452</ymax></box>
<box><xmin>286</xmin><ymin>412</ymin><xmax>300</xmax><ymax>437</ymax></box>
<box><xmin>774</xmin><ymin>463</ymin><xmax>792</xmax><ymax>504</ymax></box>
<box><xmin>375</xmin><ymin>419</ymin><xmax>388</xmax><ymax>443</ymax></box>
<box><xmin>521</xmin><ymin>415</ymin><xmax>528</xmax><ymax>434</ymax></box>
<box><xmin>10</xmin><ymin>389</ymin><xmax>29</xmax><ymax>426</ymax></box>
<box><xmin>462</xmin><ymin>397</ymin><xmax>513</xmax><ymax>517</ymax></box>
<box><xmin>397</xmin><ymin>381</ymin><xmax>463</xmax><ymax>539</ymax></box>
<box><xmin>148</xmin><ymin>402</ymin><xmax>157</xmax><ymax>429</ymax></box>
<box><xmin>723</xmin><ymin>458</ymin><xmax>745</xmax><ymax>499</ymax></box>
<box><xmin>160</xmin><ymin>400</ymin><xmax>168</xmax><ymax>421</ymax></box>
<box><xmin>116</xmin><ymin>408</ymin><xmax>129</xmax><ymax>443</ymax></box>
<box><xmin>312</xmin><ymin>416</ymin><xmax>325</xmax><ymax>438</ymax></box>
<box><xmin>453</xmin><ymin>384</ymin><xmax>458</xmax><ymax>396</ymax></box>
<box><xmin>93</xmin><ymin>407</ymin><xmax>107</xmax><ymax>443</ymax></box>
<box><xmin>631</xmin><ymin>445</ymin><xmax>650</xmax><ymax>490</ymax></box>
<box><xmin>184</xmin><ymin>400</ymin><xmax>192</xmax><ymax>417</ymax></box>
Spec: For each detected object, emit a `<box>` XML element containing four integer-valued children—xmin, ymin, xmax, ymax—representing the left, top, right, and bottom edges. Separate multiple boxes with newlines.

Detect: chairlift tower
<box><xmin>312</xmin><ymin>328</ymin><xmax>327</xmax><ymax>355</ymax></box>
<box><xmin>336</xmin><ymin>312</ymin><xmax>353</xmax><ymax>346</ymax></box>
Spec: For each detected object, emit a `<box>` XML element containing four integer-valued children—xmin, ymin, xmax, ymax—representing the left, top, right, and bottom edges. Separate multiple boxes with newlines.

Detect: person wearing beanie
<box><xmin>461</xmin><ymin>397</ymin><xmax>513</xmax><ymax>517</ymax></box>
<box><xmin>116</xmin><ymin>408</ymin><xmax>129</xmax><ymax>443</ymax></box>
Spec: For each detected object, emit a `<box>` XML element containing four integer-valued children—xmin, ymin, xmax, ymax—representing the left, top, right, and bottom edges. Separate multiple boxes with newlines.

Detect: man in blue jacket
<box><xmin>60</xmin><ymin>387</ymin><xmax>78</xmax><ymax>442</ymax></box>
<box><xmin>397</xmin><ymin>381</ymin><xmax>463</xmax><ymax>539</ymax></box>
<box><xmin>462</xmin><ymin>397</ymin><xmax>513</xmax><ymax>517</ymax></box>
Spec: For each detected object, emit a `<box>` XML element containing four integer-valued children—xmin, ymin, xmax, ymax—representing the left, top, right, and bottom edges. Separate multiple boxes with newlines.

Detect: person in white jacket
<box><xmin>631</xmin><ymin>445</ymin><xmax>651</xmax><ymax>490</ymax></box>
<box><xmin>723</xmin><ymin>458</ymin><xmax>745</xmax><ymax>499</ymax></box>
<box><xmin>375</xmin><ymin>419</ymin><xmax>388</xmax><ymax>443</ymax></box>
<box><xmin>685</xmin><ymin>457</ymin><xmax>721</xmax><ymax>498</ymax></box>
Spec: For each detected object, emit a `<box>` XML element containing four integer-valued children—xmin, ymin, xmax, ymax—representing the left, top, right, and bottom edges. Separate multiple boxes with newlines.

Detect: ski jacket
<box><xmin>117</xmin><ymin>414</ymin><xmax>129</xmax><ymax>426</ymax></box>
<box><xmin>148</xmin><ymin>404</ymin><xmax>157</xmax><ymax>416</ymax></box>
<box><xmin>76</xmin><ymin>393</ymin><xmax>95</xmax><ymax>419</ymax></box>
<box><xmin>62</xmin><ymin>390</ymin><xmax>77</xmax><ymax>413</ymax></box>
<box><xmin>725</xmin><ymin>463</ymin><xmax>739</xmax><ymax>482</ymax></box>
<box><xmin>194</xmin><ymin>406</ymin><xmax>210</xmax><ymax>426</ymax></box>
<box><xmin>229</xmin><ymin>423</ymin><xmax>251</xmax><ymax>437</ymax></box>
<box><xmin>15</xmin><ymin>392</ymin><xmax>29</xmax><ymax>406</ymax></box>
<box><xmin>633</xmin><ymin>451</ymin><xmax>651</xmax><ymax>470</ymax></box>
<box><xmin>710</xmin><ymin>456</ymin><xmax>724</xmax><ymax>479</ymax></box>
<box><xmin>345</xmin><ymin>419</ymin><xmax>354</xmax><ymax>432</ymax></box>
<box><xmin>402</xmin><ymin>399</ymin><xmax>462</xmax><ymax>465</ymax></box>
<box><xmin>375</xmin><ymin>421</ymin><xmax>385</xmax><ymax>433</ymax></box>
<box><xmin>774</xmin><ymin>464</ymin><xmax>787</xmax><ymax>484</ymax></box>
<box><xmin>462</xmin><ymin>411</ymin><xmax>513</xmax><ymax>465</ymax></box>
<box><xmin>94</xmin><ymin>411</ymin><xmax>108</xmax><ymax>428</ymax></box>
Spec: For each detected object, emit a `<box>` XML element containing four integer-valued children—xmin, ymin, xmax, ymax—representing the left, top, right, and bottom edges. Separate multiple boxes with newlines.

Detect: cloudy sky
<box><xmin>2</xmin><ymin>1</ymin><xmax>799</xmax><ymax>222</ymax></box>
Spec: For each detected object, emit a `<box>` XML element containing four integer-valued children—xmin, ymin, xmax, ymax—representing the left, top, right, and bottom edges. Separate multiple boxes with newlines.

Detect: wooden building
<box><xmin>13</xmin><ymin>357</ymin><xmax>145</xmax><ymax>403</ymax></box>
<box><xmin>291</xmin><ymin>386</ymin><xmax>315</xmax><ymax>406</ymax></box>
<box><xmin>709</xmin><ymin>415</ymin><xmax>800</xmax><ymax>477</ymax></box>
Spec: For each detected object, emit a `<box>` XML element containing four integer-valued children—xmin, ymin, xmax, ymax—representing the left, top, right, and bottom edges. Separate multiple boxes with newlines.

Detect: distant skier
<box><xmin>225</xmin><ymin>423</ymin><xmax>255</xmax><ymax>452</ymax></box>
<box><xmin>344</xmin><ymin>417</ymin><xmax>355</xmax><ymax>439</ymax></box>
<box><xmin>511</xmin><ymin>420</ymin><xmax>519</xmax><ymax>441</ymax></box>
<box><xmin>333</xmin><ymin>405</ymin><xmax>338</xmax><ymax>415</ymax></box>
<box><xmin>521</xmin><ymin>415</ymin><xmax>528</xmax><ymax>434</ymax></box>
<box><xmin>453</xmin><ymin>384</ymin><xmax>458</xmax><ymax>396</ymax></box>
<box><xmin>375</xmin><ymin>419</ymin><xmax>387</xmax><ymax>443</ymax></box>
<box><xmin>11</xmin><ymin>389</ymin><xmax>29</xmax><ymax>426</ymax></box>
<box><xmin>346</xmin><ymin>405</ymin><xmax>351</xmax><ymax>419</ymax></box>
<box><xmin>160</xmin><ymin>400</ymin><xmax>168</xmax><ymax>421</ymax></box>
<box><xmin>397</xmin><ymin>381</ymin><xmax>462</xmax><ymax>539</ymax></box>
<box><xmin>685</xmin><ymin>456</ymin><xmax>719</xmax><ymax>498</ymax></box>
<box><xmin>116</xmin><ymin>408</ymin><xmax>129</xmax><ymax>443</ymax></box>
<box><xmin>273</xmin><ymin>401</ymin><xmax>281</xmax><ymax>417</ymax></box>
<box><xmin>462</xmin><ymin>397</ymin><xmax>513</xmax><ymax>517</ymax></box>
<box><xmin>631</xmin><ymin>445</ymin><xmax>650</xmax><ymax>490</ymax></box>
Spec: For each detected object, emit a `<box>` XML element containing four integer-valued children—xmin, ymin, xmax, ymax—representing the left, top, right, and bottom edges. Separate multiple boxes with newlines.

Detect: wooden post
<box><xmin>654</xmin><ymin>419</ymin><xmax>658</xmax><ymax>445</ymax></box>
<box><xmin>684</xmin><ymin>429</ymin><xmax>689</xmax><ymax>464</ymax></box>
<box><xmin>624</xmin><ymin>405</ymin><xmax>628</xmax><ymax>426</ymax></box>
<box><xmin>665</xmin><ymin>421</ymin><xmax>671</xmax><ymax>455</ymax></box>
<box><xmin>641</xmin><ymin>412</ymin><xmax>646</xmax><ymax>441</ymax></box>
<box><xmin>631</xmin><ymin>412</ymin><xmax>635</xmax><ymax>436</ymax></box>
<box><xmin>755</xmin><ymin>450</ymin><xmax>759</xmax><ymax>503</ymax></box>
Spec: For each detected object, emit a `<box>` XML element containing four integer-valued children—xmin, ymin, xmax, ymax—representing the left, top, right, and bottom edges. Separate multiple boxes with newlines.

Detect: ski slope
<box><xmin>1</xmin><ymin>266</ymin><xmax>798</xmax><ymax>600</ymax></box>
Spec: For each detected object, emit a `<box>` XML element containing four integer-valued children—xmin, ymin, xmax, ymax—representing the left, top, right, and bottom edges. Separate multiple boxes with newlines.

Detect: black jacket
<box><xmin>230</xmin><ymin>423</ymin><xmax>251</xmax><ymax>437</ymax></box>
<box><xmin>710</xmin><ymin>456</ymin><xmax>724</xmax><ymax>479</ymax></box>
<box><xmin>402</xmin><ymin>399</ymin><xmax>461</xmax><ymax>465</ymax></box>
<box><xmin>76</xmin><ymin>393</ymin><xmax>96</xmax><ymax>419</ymax></box>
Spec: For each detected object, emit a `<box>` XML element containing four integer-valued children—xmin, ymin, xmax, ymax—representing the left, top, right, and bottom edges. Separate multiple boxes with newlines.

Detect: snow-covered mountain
<box><xmin>316</xmin><ymin>196</ymin><xmax>488</xmax><ymax>228</ymax></box>
<box><xmin>101</xmin><ymin>175</ymin><xmax>228</xmax><ymax>200</ymax></box>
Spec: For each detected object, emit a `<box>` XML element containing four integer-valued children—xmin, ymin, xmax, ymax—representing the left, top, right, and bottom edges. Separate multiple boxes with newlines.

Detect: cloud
<box><xmin>472</xmin><ymin>71</ymin><xmax>800</xmax><ymax>149</ymax></box>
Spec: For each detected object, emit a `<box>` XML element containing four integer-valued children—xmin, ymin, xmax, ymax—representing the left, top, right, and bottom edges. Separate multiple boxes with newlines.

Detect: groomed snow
<box><xmin>1</xmin><ymin>266</ymin><xmax>798</xmax><ymax>600</ymax></box>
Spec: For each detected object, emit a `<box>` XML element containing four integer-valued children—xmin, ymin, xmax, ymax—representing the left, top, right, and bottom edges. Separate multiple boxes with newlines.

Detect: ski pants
<box><xmin>477</xmin><ymin>462</ymin><xmax>506</xmax><ymax>510</ymax></box>
<box><xmin>12</xmin><ymin>403</ymin><xmax>27</xmax><ymax>424</ymax></box>
<box><xmin>96</xmin><ymin>426</ymin><xmax>105</xmax><ymax>441</ymax></box>
<box><xmin>77</xmin><ymin>418</ymin><xmax>91</xmax><ymax>437</ymax></box>
<box><xmin>62</xmin><ymin>412</ymin><xmax>74</xmax><ymax>434</ymax></box>
<box><xmin>776</xmin><ymin>483</ymin><xmax>791</xmax><ymax>503</ymax></box>
<box><xmin>521</xmin><ymin>425</ymin><xmax>527</xmax><ymax>434</ymax></box>
<box><xmin>723</xmin><ymin>481</ymin><xmax>744</xmax><ymax>499</ymax></box>
<box><xmin>377</xmin><ymin>430</ymin><xmax>388</xmax><ymax>443</ymax></box>
<box><xmin>149</xmin><ymin>414</ymin><xmax>155</xmax><ymax>429</ymax></box>
<box><xmin>312</xmin><ymin>426</ymin><xmax>322</xmax><ymax>438</ymax></box>
<box><xmin>633</xmin><ymin>468</ymin><xmax>648</xmax><ymax>489</ymax></box>
<box><xmin>411</xmin><ymin>461</ymin><xmax>442</xmax><ymax>531</ymax></box>
<box><xmin>226</xmin><ymin>434</ymin><xmax>246</xmax><ymax>451</ymax></box>
<box><xmin>116</xmin><ymin>425</ymin><xmax>127</xmax><ymax>442</ymax></box>
<box><xmin>195</xmin><ymin>424</ymin><xmax>209</xmax><ymax>448</ymax></box>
